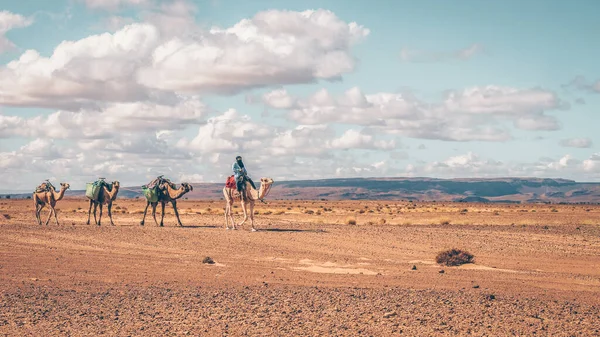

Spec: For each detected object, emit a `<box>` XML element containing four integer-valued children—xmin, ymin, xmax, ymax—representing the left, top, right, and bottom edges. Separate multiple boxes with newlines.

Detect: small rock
<box><xmin>473</xmin><ymin>285</ymin><xmax>480</xmax><ymax>289</ymax></box>
<box><xmin>439</xmin><ymin>269</ymin><xmax>445</xmax><ymax>274</ymax></box>
<box><xmin>383</xmin><ymin>311</ymin><xmax>397</xmax><ymax>318</ymax></box>
<box><xmin>411</xmin><ymin>265</ymin><xmax>417</xmax><ymax>270</ymax></box>
<box><xmin>202</xmin><ymin>257</ymin><xmax>215</xmax><ymax>264</ymax></box>
<box><xmin>485</xmin><ymin>294</ymin><xmax>496</xmax><ymax>300</ymax></box>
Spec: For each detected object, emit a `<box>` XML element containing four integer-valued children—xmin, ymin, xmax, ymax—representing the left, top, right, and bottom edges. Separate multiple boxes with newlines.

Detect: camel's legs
<box><xmin>152</xmin><ymin>203</ymin><xmax>159</xmax><ymax>226</ymax></box>
<box><xmin>238</xmin><ymin>200</ymin><xmax>249</xmax><ymax>228</ymax></box>
<box><xmin>224</xmin><ymin>202</ymin><xmax>229</xmax><ymax>229</ymax></box>
<box><xmin>43</xmin><ymin>205</ymin><xmax>53</xmax><ymax>226</ymax></box>
<box><xmin>98</xmin><ymin>203</ymin><xmax>103</xmax><ymax>226</ymax></box>
<box><xmin>93</xmin><ymin>202</ymin><xmax>99</xmax><ymax>225</ymax></box>
<box><xmin>86</xmin><ymin>199</ymin><xmax>93</xmax><ymax>225</ymax></box>
<box><xmin>249</xmin><ymin>201</ymin><xmax>256</xmax><ymax>232</ymax></box>
<box><xmin>140</xmin><ymin>201</ymin><xmax>150</xmax><ymax>226</ymax></box>
<box><xmin>52</xmin><ymin>205</ymin><xmax>60</xmax><ymax>226</ymax></box>
<box><xmin>108</xmin><ymin>202</ymin><xmax>115</xmax><ymax>226</ymax></box>
<box><xmin>35</xmin><ymin>201</ymin><xmax>43</xmax><ymax>225</ymax></box>
<box><xmin>225</xmin><ymin>201</ymin><xmax>236</xmax><ymax>230</ymax></box>
<box><xmin>172</xmin><ymin>200</ymin><xmax>183</xmax><ymax>227</ymax></box>
<box><xmin>159</xmin><ymin>202</ymin><xmax>166</xmax><ymax>227</ymax></box>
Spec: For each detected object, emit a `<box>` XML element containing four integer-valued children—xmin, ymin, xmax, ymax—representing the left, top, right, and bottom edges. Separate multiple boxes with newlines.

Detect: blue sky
<box><xmin>1</xmin><ymin>0</ymin><xmax>599</xmax><ymax>192</ymax></box>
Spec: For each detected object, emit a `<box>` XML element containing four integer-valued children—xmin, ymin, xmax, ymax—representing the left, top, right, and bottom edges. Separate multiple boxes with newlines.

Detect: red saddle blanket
<box><xmin>225</xmin><ymin>175</ymin><xmax>236</xmax><ymax>189</ymax></box>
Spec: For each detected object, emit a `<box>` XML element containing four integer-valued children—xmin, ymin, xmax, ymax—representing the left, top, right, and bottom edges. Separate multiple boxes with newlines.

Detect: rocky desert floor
<box><xmin>1</xmin><ymin>198</ymin><xmax>599</xmax><ymax>336</ymax></box>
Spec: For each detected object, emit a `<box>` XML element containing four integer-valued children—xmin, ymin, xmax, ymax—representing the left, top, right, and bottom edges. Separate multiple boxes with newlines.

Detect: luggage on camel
<box><xmin>225</xmin><ymin>175</ymin><xmax>237</xmax><ymax>189</ymax></box>
<box><xmin>142</xmin><ymin>175</ymin><xmax>173</xmax><ymax>202</ymax></box>
<box><xmin>85</xmin><ymin>178</ymin><xmax>110</xmax><ymax>201</ymax></box>
<box><xmin>35</xmin><ymin>180</ymin><xmax>55</xmax><ymax>193</ymax></box>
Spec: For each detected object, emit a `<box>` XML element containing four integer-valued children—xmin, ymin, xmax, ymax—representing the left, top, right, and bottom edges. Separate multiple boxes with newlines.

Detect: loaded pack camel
<box><xmin>86</xmin><ymin>181</ymin><xmax>120</xmax><ymax>226</ymax></box>
<box><xmin>140</xmin><ymin>181</ymin><xmax>193</xmax><ymax>227</ymax></box>
<box><xmin>33</xmin><ymin>182</ymin><xmax>70</xmax><ymax>226</ymax></box>
<box><xmin>223</xmin><ymin>177</ymin><xmax>274</xmax><ymax>231</ymax></box>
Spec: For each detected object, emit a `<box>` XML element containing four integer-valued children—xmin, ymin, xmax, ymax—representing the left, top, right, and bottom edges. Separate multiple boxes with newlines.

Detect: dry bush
<box><xmin>346</xmin><ymin>217</ymin><xmax>357</xmax><ymax>225</ymax></box>
<box><xmin>274</xmin><ymin>210</ymin><xmax>285</xmax><ymax>215</ymax></box>
<box><xmin>263</xmin><ymin>211</ymin><xmax>273</xmax><ymax>215</ymax></box>
<box><xmin>439</xmin><ymin>218</ymin><xmax>451</xmax><ymax>225</ymax></box>
<box><xmin>304</xmin><ymin>209</ymin><xmax>314</xmax><ymax>215</ymax></box>
<box><xmin>436</xmin><ymin>248</ymin><xmax>475</xmax><ymax>266</ymax></box>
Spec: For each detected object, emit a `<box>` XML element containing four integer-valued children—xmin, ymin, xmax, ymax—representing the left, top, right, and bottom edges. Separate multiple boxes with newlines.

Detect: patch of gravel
<box><xmin>1</xmin><ymin>283</ymin><xmax>599</xmax><ymax>336</ymax></box>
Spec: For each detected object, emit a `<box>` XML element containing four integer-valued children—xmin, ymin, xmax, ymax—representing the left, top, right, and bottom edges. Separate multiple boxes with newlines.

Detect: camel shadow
<box><xmin>180</xmin><ymin>225</ymin><xmax>220</xmax><ymax>229</ymax></box>
<box><xmin>260</xmin><ymin>228</ymin><xmax>327</xmax><ymax>233</ymax></box>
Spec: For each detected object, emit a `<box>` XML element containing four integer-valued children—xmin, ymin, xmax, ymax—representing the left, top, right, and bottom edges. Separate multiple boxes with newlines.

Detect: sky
<box><xmin>0</xmin><ymin>0</ymin><xmax>600</xmax><ymax>192</ymax></box>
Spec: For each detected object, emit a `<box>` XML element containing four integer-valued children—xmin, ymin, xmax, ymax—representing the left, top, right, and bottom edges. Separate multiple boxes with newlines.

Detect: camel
<box><xmin>223</xmin><ymin>177</ymin><xmax>274</xmax><ymax>231</ymax></box>
<box><xmin>140</xmin><ymin>182</ymin><xmax>193</xmax><ymax>227</ymax></box>
<box><xmin>33</xmin><ymin>182</ymin><xmax>70</xmax><ymax>226</ymax></box>
<box><xmin>86</xmin><ymin>181</ymin><xmax>120</xmax><ymax>226</ymax></box>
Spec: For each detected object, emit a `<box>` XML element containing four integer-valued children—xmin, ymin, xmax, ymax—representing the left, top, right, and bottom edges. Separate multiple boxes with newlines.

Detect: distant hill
<box><xmin>4</xmin><ymin>177</ymin><xmax>600</xmax><ymax>204</ymax></box>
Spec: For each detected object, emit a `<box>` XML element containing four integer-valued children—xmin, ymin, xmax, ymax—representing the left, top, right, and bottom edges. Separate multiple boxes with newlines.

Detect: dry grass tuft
<box><xmin>202</xmin><ymin>256</ymin><xmax>215</xmax><ymax>264</ymax></box>
<box><xmin>436</xmin><ymin>248</ymin><xmax>474</xmax><ymax>266</ymax></box>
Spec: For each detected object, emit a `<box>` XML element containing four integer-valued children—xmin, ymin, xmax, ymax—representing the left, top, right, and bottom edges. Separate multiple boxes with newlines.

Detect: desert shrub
<box><xmin>346</xmin><ymin>217</ymin><xmax>357</xmax><ymax>225</ymax></box>
<box><xmin>202</xmin><ymin>256</ymin><xmax>215</xmax><ymax>264</ymax></box>
<box><xmin>263</xmin><ymin>211</ymin><xmax>272</xmax><ymax>215</ymax></box>
<box><xmin>436</xmin><ymin>248</ymin><xmax>475</xmax><ymax>266</ymax></box>
<box><xmin>439</xmin><ymin>218</ymin><xmax>451</xmax><ymax>225</ymax></box>
<box><xmin>3</xmin><ymin>214</ymin><xmax>10</xmax><ymax>219</ymax></box>
<box><xmin>274</xmin><ymin>210</ymin><xmax>285</xmax><ymax>215</ymax></box>
<box><xmin>551</xmin><ymin>208</ymin><xmax>558</xmax><ymax>212</ymax></box>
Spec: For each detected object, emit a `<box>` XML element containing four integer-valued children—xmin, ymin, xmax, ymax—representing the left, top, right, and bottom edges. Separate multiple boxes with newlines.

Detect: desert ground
<box><xmin>1</xmin><ymin>198</ymin><xmax>599</xmax><ymax>336</ymax></box>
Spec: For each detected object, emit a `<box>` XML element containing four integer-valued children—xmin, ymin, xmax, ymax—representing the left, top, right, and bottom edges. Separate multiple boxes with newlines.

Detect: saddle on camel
<box><xmin>35</xmin><ymin>179</ymin><xmax>56</xmax><ymax>193</ymax></box>
<box><xmin>85</xmin><ymin>177</ymin><xmax>114</xmax><ymax>201</ymax></box>
<box><xmin>141</xmin><ymin>175</ymin><xmax>176</xmax><ymax>202</ymax></box>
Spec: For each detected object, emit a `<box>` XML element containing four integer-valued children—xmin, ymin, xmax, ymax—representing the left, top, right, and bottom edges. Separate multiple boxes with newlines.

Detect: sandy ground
<box><xmin>1</xmin><ymin>198</ymin><xmax>600</xmax><ymax>336</ymax></box>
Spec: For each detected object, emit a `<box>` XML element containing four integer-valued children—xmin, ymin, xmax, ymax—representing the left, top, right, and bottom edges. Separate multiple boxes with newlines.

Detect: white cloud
<box><xmin>0</xmin><ymin>9</ymin><xmax>368</xmax><ymax>108</ymax></box>
<box><xmin>0</xmin><ymin>11</ymin><xmax>33</xmax><ymax>54</ymax></box>
<box><xmin>328</xmin><ymin>129</ymin><xmax>395</xmax><ymax>150</ymax></box>
<box><xmin>269</xmin><ymin>85</ymin><xmax>563</xmax><ymax>141</ymax></box>
<box><xmin>563</xmin><ymin>76</ymin><xmax>600</xmax><ymax>94</ymax></box>
<box><xmin>80</xmin><ymin>0</ymin><xmax>150</xmax><ymax>11</ymax></box>
<box><xmin>138</xmin><ymin>9</ymin><xmax>369</xmax><ymax>94</ymax></box>
<box><xmin>262</xmin><ymin>89</ymin><xmax>296</xmax><ymax>109</ymax></box>
<box><xmin>399</xmin><ymin>44</ymin><xmax>483</xmax><ymax>63</ymax></box>
<box><xmin>560</xmin><ymin>138</ymin><xmax>592</xmax><ymax>148</ymax></box>
<box><xmin>0</xmin><ymin>95</ymin><xmax>206</xmax><ymax>139</ymax></box>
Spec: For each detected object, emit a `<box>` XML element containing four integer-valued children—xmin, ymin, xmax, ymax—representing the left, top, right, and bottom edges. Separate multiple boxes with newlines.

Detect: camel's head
<box><xmin>181</xmin><ymin>182</ymin><xmax>193</xmax><ymax>192</ymax></box>
<box><xmin>60</xmin><ymin>183</ymin><xmax>70</xmax><ymax>190</ymax></box>
<box><xmin>112</xmin><ymin>181</ymin><xmax>120</xmax><ymax>188</ymax></box>
<box><xmin>260</xmin><ymin>177</ymin><xmax>274</xmax><ymax>185</ymax></box>
<box><xmin>258</xmin><ymin>177</ymin><xmax>274</xmax><ymax>198</ymax></box>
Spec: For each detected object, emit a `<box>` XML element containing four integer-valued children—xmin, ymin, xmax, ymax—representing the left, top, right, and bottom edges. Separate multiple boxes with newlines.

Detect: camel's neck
<box><xmin>53</xmin><ymin>187</ymin><xmax>67</xmax><ymax>200</ymax></box>
<box><xmin>258</xmin><ymin>183</ymin><xmax>272</xmax><ymax>199</ymax></box>
<box><xmin>105</xmin><ymin>185</ymin><xmax>119</xmax><ymax>201</ymax></box>
<box><xmin>166</xmin><ymin>185</ymin><xmax>188</xmax><ymax>199</ymax></box>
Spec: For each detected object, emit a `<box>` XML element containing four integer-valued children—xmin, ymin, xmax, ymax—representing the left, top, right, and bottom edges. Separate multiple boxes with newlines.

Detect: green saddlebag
<box><xmin>142</xmin><ymin>185</ymin><xmax>159</xmax><ymax>203</ymax></box>
<box><xmin>85</xmin><ymin>182</ymin><xmax>102</xmax><ymax>201</ymax></box>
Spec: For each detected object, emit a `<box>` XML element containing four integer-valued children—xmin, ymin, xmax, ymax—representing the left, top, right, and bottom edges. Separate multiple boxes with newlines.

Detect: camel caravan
<box><xmin>32</xmin><ymin>156</ymin><xmax>274</xmax><ymax>230</ymax></box>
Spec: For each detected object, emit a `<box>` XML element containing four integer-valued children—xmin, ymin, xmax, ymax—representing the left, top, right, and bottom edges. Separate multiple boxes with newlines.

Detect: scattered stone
<box><xmin>473</xmin><ymin>285</ymin><xmax>480</xmax><ymax>289</ymax></box>
<box><xmin>383</xmin><ymin>311</ymin><xmax>397</xmax><ymax>318</ymax></box>
<box><xmin>439</xmin><ymin>270</ymin><xmax>445</xmax><ymax>274</ymax></box>
<box><xmin>485</xmin><ymin>294</ymin><xmax>496</xmax><ymax>300</ymax></box>
<box><xmin>202</xmin><ymin>257</ymin><xmax>215</xmax><ymax>264</ymax></box>
<box><xmin>411</xmin><ymin>265</ymin><xmax>417</xmax><ymax>270</ymax></box>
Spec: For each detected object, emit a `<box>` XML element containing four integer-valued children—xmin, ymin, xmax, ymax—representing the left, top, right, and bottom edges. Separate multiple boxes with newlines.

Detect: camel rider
<box><xmin>232</xmin><ymin>155</ymin><xmax>256</xmax><ymax>192</ymax></box>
